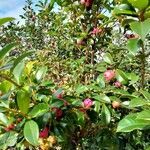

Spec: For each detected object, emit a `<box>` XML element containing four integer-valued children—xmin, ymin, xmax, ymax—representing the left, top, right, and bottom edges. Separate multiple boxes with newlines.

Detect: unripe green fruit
<box><xmin>128</xmin><ymin>0</ymin><xmax>148</xmax><ymax>10</ymax></box>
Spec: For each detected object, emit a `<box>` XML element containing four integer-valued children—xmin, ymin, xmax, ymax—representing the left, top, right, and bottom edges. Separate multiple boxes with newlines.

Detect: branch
<box><xmin>0</xmin><ymin>73</ymin><xmax>22</xmax><ymax>88</ymax></box>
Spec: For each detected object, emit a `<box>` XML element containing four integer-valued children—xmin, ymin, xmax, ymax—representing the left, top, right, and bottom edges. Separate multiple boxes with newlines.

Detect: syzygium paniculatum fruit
<box><xmin>85</xmin><ymin>0</ymin><xmax>94</xmax><ymax>10</ymax></box>
<box><xmin>80</xmin><ymin>0</ymin><xmax>94</xmax><ymax>10</ymax></box>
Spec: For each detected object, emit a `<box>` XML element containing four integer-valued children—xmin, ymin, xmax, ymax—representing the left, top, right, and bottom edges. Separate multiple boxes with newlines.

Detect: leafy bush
<box><xmin>0</xmin><ymin>0</ymin><xmax>150</xmax><ymax>149</ymax></box>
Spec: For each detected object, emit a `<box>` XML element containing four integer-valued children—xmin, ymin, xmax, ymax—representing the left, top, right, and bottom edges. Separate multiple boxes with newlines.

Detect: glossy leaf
<box><xmin>0</xmin><ymin>113</ymin><xmax>8</xmax><ymax>125</ymax></box>
<box><xmin>127</xmin><ymin>72</ymin><xmax>139</xmax><ymax>84</ymax></box>
<box><xmin>130</xmin><ymin>19</ymin><xmax>150</xmax><ymax>40</ymax></box>
<box><xmin>127</xmin><ymin>39</ymin><xmax>139</xmax><ymax>55</ymax></box>
<box><xmin>13</xmin><ymin>61</ymin><xmax>25</xmax><ymax>83</ymax></box>
<box><xmin>76</xmin><ymin>84</ymin><xmax>88</xmax><ymax>94</ymax></box>
<box><xmin>128</xmin><ymin>0</ymin><xmax>148</xmax><ymax>10</ymax></box>
<box><xmin>113</xmin><ymin>4</ymin><xmax>136</xmax><ymax>16</ymax></box>
<box><xmin>0</xmin><ymin>131</ymin><xmax>18</xmax><ymax>149</ymax></box>
<box><xmin>0</xmin><ymin>43</ymin><xmax>18</xmax><ymax>60</ymax></box>
<box><xmin>23</xmin><ymin>120</ymin><xmax>39</xmax><ymax>146</ymax></box>
<box><xmin>0</xmin><ymin>17</ymin><xmax>15</xmax><ymax>26</ymax></box>
<box><xmin>29</xmin><ymin>103</ymin><xmax>49</xmax><ymax>118</ymax></box>
<box><xmin>94</xmin><ymin>94</ymin><xmax>111</xmax><ymax>103</ymax></box>
<box><xmin>94</xmin><ymin>101</ymin><xmax>101</xmax><ymax>113</ymax></box>
<box><xmin>103</xmin><ymin>53</ymin><xmax>113</xmax><ymax>64</ymax></box>
<box><xmin>17</xmin><ymin>89</ymin><xmax>30</xmax><ymax>114</ymax></box>
<box><xmin>101</xmin><ymin>104</ymin><xmax>111</xmax><ymax>125</ymax></box>
<box><xmin>116</xmin><ymin>69</ymin><xmax>128</xmax><ymax>84</ymax></box>
<box><xmin>36</xmin><ymin>66</ymin><xmax>47</xmax><ymax>82</ymax></box>
<box><xmin>129</xmin><ymin>98</ymin><xmax>148</xmax><ymax>107</ymax></box>
<box><xmin>11</xmin><ymin>51</ymin><xmax>34</xmax><ymax>72</ymax></box>
<box><xmin>140</xmin><ymin>90</ymin><xmax>150</xmax><ymax>101</ymax></box>
<box><xmin>117</xmin><ymin>113</ymin><xmax>150</xmax><ymax>132</ymax></box>
<box><xmin>137</xmin><ymin>110</ymin><xmax>150</xmax><ymax>121</ymax></box>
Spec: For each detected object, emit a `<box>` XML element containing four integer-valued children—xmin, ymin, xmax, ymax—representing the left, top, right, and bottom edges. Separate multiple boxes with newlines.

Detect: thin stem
<box><xmin>141</xmin><ymin>42</ymin><xmax>145</xmax><ymax>88</ymax></box>
<box><xmin>0</xmin><ymin>74</ymin><xmax>22</xmax><ymax>88</ymax></box>
<box><xmin>139</xmin><ymin>11</ymin><xmax>146</xmax><ymax>89</ymax></box>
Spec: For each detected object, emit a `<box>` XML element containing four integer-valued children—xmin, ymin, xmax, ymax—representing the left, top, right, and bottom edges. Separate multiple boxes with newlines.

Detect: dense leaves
<box><xmin>0</xmin><ymin>0</ymin><xmax>150</xmax><ymax>149</ymax></box>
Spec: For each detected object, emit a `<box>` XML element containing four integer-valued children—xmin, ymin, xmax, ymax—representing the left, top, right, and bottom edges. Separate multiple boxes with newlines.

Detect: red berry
<box><xmin>8</xmin><ymin>124</ymin><xmax>15</xmax><ymax>130</ymax></box>
<box><xmin>56</xmin><ymin>93</ymin><xmax>63</xmax><ymax>99</ymax></box>
<box><xmin>4</xmin><ymin>124</ymin><xmax>15</xmax><ymax>131</ymax></box>
<box><xmin>52</xmin><ymin>107</ymin><xmax>63</xmax><ymax>120</ymax></box>
<box><xmin>39</xmin><ymin>127</ymin><xmax>49</xmax><ymax>138</ymax></box>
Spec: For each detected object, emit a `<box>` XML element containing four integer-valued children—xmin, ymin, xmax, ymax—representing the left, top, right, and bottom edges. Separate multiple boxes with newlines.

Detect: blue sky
<box><xmin>0</xmin><ymin>0</ymin><xmax>37</xmax><ymax>20</ymax></box>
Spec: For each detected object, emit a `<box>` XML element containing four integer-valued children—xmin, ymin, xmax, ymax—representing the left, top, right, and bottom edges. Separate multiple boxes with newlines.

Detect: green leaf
<box><xmin>103</xmin><ymin>53</ymin><xmax>113</xmax><ymax>64</ymax></box>
<box><xmin>140</xmin><ymin>90</ymin><xmax>150</xmax><ymax>101</ymax></box>
<box><xmin>51</xmin><ymin>101</ymin><xmax>64</xmax><ymax>108</ymax></box>
<box><xmin>11</xmin><ymin>51</ymin><xmax>34</xmax><ymax>72</ymax></box>
<box><xmin>117</xmin><ymin>113</ymin><xmax>150</xmax><ymax>132</ymax></box>
<box><xmin>96</xmin><ymin>74</ymin><xmax>105</xmax><ymax>88</ymax></box>
<box><xmin>0</xmin><ymin>131</ymin><xmax>18</xmax><ymax>149</ymax></box>
<box><xmin>113</xmin><ymin>89</ymin><xmax>138</xmax><ymax>98</ymax></box>
<box><xmin>127</xmin><ymin>72</ymin><xmax>139</xmax><ymax>84</ymax></box>
<box><xmin>94</xmin><ymin>94</ymin><xmax>111</xmax><ymax>103</ymax></box>
<box><xmin>101</xmin><ymin>104</ymin><xmax>111</xmax><ymax>125</ymax></box>
<box><xmin>0</xmin><ymin>113</ymin><xmax>8</xmax><ymax>125</ymax></box>
<box><xmin>130</xmin><ymin>19</ymin><xmax>150</xmax><ymax>40</ymax></box>
<box><xmin>137</xmin><ymin>110</ymin><xmax>150</xmax><ymax>121</ymax></box>
<box><xmin>127</xmin><ymin>39</ymin><xmax>139</xmax><ymax>55</ymax></box>
<box><xmin>75</xmin><ymin>111</ymin><xmax>85</xmax><ymax>125</ymax></box>
<box><xmin>128</xmin><ymin>0</ymin><xmax>148</xmax><ymax>10</ymax></box>
<box><xmin>94</xmin><ymin>101</ymin><xmax>101</xmax><ymax>113</ymax></box>
<box><xmin>129</xmin><ymin>98</ymin><xmax>148</xmax><ymax>107</ymax></box>
<box><xmin>53</xmin><ymin>88</ymin><xmax>63</xmax><ymax>98</ymax></box>
<box><xmin>0</xmin><ymin>17</ymin><xmax>15</xmax><ymax>26</ymax></box>
<box><xmin>76</xmin><ymin>84</ymin><xmax>88</xmax><ymax>94</ymax></box>
<box><xmin>36</xmin><ymin>66</ymin><xmax>47</xmax><ymax>82</ymax></box>
<box><xmin>0</xmin><ymin>43</ymin><xmax>18</xmax><ymax>60</ymax></box>
<box><xmin>0</xmin><ymin>80</ymin><xmax>13</xmax><ymax>93</ymax></box>
<box><xmin>13</xmin><ymin>61</ymin><xmax>25</xmax><ymax>83</ymax></box>
<box><xmin>23</xmin><ymin>120</ymin><xmax>39</xmax><ymax>146</ymax></box>
<box><xmin>29</xmin><ymin>103</ymin><xmax>49</xmax><ymax>118</ymax></box>
<box><xmin>17</xmin><ymin>90</ymin><xmax>30</xmax><ymax>114</ymax></box>
<box><xmin>113</xmin><ymin>4</ymin><xmax>136</xmax><ymax>16</ymax></box>
<box><xmin>116</xmin><ymin>69</ymin><xmax>128</xmax><ymax>84</ymax></box>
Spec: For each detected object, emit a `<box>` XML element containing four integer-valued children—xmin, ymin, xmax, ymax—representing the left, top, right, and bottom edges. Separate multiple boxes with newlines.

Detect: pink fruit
<box><xmin>85</xmin><ymin>0</ymin><xmax>94</xmax><ymax>10</ymax></box>
<box><xmin>91</xmin><ymin>27</ymin><xmax>102</xmax><ymax>35</ymax></box>
<box><xmin>83</xmin><ymin>98</ymin><xmax>93</xmax><ymax>108</ymax></box>
<box><xmin>104</xmin><ymin>70</ymin><xmax>115</xmax><ymax>82</ymax></box>
<box><xmin>114</xmin><ymin>81</ymin><xmax>122</xmax><ymax>88</ymax></box>
<box><xmin>39</xmin><ymin>127</ymin><xmax>49</xmax><ymax>138</ymax></box>
<box><xmin>80</xmin><ymin>0</ymin><xmax>86</xmax><ymax>4</ymax></box>
<box><xmin>112</xmin><ymin>101</ymin><xmax>120</xmax><ymax>109</ymax></box>
<box><xmin>85</xmin><ymin>0</ymin><xmax>93</xmax><ymax>7</ymax></box>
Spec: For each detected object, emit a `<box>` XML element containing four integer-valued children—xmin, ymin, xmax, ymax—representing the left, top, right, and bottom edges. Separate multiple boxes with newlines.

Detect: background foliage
<box><xmin>0</xmin><ymin>0</ymin><xmax>150</xmax><ymax>149</ymax></box>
